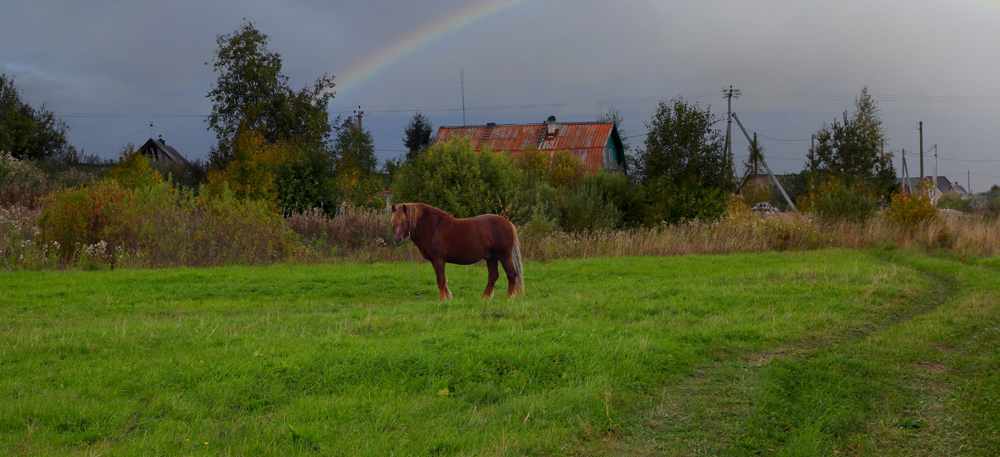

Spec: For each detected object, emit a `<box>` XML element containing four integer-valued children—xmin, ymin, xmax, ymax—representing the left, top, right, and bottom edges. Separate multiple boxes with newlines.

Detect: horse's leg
<box><xmin>432</xmin><ymin>259</ymin><xmax>452</xmax><ymax>300</ymax></box>
<box><xmin>499</xmin><ymin>255</ymin><xmax>523</xmax><ymax>297</ymax></box>
<box><xmin>483</xmin><ymin>257</ymin><xmax>499</xmax><ymax>297</ymax></box>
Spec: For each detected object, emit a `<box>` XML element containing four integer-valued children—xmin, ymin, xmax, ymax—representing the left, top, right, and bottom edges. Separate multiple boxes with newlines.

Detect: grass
<box><xmin>2</xmin><ymin>249</ymin><xmax>1000</xmax><ymax>455</ymax></box>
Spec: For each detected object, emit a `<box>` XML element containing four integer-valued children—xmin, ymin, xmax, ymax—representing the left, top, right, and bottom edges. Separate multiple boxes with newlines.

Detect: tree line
<box><xmin>9</xmin><ymin>21</ymin><xmax>957</xmax><ymax>227</ymax></box>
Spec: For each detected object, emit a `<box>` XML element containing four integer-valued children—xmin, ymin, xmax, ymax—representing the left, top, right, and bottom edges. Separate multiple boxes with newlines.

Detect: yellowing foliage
<box><xmin>106</xmin><ymin>144</ymin><xmax>163</xmax><ymax>190</ymax></box>
<box><xmin>202</xmin><ymin>129</ymin><xmax>289</xmax><ymax>205</ymax></box>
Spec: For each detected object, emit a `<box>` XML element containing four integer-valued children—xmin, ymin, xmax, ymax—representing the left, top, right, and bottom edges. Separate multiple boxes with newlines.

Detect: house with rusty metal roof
<box><xmin>434</xmin><ymin>116</ymin><xmax>626</xmax><ymax>172</ymax></box>
<box><xmin>139</xmin><ymin>136</ymin><xmax>190</xmax><ymax>167</ymax></box>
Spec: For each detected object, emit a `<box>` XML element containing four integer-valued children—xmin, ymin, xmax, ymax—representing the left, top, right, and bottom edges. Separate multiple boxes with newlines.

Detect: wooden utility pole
<box><xmin>722</xmin><ymin>86</ymin><xmax>741</xmax><ymax>184</ymax></box>
<box><xmin>919</xmin><ymin>121</ymin><xmax>924</xmax><ymax>182</ymax></box>
<box><xmin>355</xmin><ymin>106</ymin><xmax>365</xmax><ymax>129</ymax></box>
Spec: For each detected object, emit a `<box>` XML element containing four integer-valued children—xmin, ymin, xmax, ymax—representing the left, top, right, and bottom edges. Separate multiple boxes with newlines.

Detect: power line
<box><xmin>937</xmin><ymin>157</ymin><xmax>1000</xmax><ymax>163</ymax></box>
<box><xmin>55</xmin><ymin>113</ymin><xmax>205</xmax><ymax>118</ymax></box>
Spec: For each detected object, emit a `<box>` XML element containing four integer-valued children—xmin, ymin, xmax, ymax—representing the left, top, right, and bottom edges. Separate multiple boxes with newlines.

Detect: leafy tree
<box><xmin>637</xmin><ymin>98</ymin><xmax>732</xmax><ymax>223</ymax></box>
<box><xmin>402</xmin><ymin>112</ymin><xmax>433</xmax><ymax>161</ymax></box>
<box><xmin>332</xmin><ymin>115</ymin><xmax>381</xmax><ymax>209</ymax></box>
<box><xmin>0</xmin><ymin>74</ymin><xmax>75</xmax><ymax>162</ymax></box>
<box><xmin>205</xmin><ymin>22</ymin><xmax>337</xmax><ymax>212</ymax></box>
<box><xmin>802</xmin><ymin>86</ymin><xmax>895</xmax><ymax>201</ymax></box>
<box><xmin>393</xmin><ymin>139</ymin><xmax>521</xmax><ymax>219</ymax></box>
<box><xmin>333</xmin><ymin>116</ymin><xmax>377</xmax><ymax>175</ymax></box>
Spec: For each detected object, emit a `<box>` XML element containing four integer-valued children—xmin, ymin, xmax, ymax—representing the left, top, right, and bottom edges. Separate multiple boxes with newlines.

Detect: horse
<box><xmin>391</xmin><ymin>203</ymin><xmax>524</xmax><ymax>300</ymax></box>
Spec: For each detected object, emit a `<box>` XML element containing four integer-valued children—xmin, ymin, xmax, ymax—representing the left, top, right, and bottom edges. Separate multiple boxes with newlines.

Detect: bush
<box><xmin>799</xmin><ymin>177</ymin><xmax>880</xmax><ymax>222</ymax></box>
<box><xmin>0</xmin><ymin>151</ymin><xmax>50</xmax><ymax>209</ymax></box>
<box><xmin>105</xmin><ymin>144</ymin><xmax>163</xmax><ymax>190</ymax></box>
<box><xmin>560</xmin><ymin>171</ymin><xmax>647</xmax><ymax>232</ymax></box>
<box><xmin>887</xmin><ymin>191</ymin><xmax>939</xmax><ymax>226</ymax></box>
<box><xmin>38</xmin><ymin>179</ymin><xmax>132</xmax><ymax>263</ymax></box>
<box><xmin>392</xmin><ymin>139</ymin><xmax>522</xmax><ymax>218</ymax></box>
<box><xmin>37</xmin><ymin>180</ymin><xmax>303</xmax><ymax>268</ymax></box>
<box><xmin>202</xmin><ymin>129</ymin><xmax>287</xmax><ymax>207</ymax></box>
<box><xmin>563</xmin><ymin>185</ymin><xmax>621</xmax><ymax>233</ymax></box>
<box><xmin>643</xmin><ymin>176</ymin><xmax>730</xmax><ymax>224</ymax></box>
<box><xmin>936</xmin><ymin>193</ymin><xmax>972</xmax><ymax>213</ymax></box>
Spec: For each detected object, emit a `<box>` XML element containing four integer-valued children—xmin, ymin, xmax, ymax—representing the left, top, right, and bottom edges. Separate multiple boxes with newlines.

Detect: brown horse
<box><xmin>391</xmin><ymin>203</ymin><xmax>524</xmax><ymax>300</ymax></box>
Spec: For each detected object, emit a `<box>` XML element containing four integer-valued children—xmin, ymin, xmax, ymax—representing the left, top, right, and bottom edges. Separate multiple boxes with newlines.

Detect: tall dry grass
<box><xmin>286</xmin><ymin>206</ymin><xmax>407</xmax><ymax>263</ymax></box>
<box><xmin>518</xmin><ymin>206</ymin><xmax>1000</xmax><ymax>261</ymax></box>
<box><xmin>3</xmin><ymin>186</ymin><xmax>1000</xmax><ymax>270</ymax></box>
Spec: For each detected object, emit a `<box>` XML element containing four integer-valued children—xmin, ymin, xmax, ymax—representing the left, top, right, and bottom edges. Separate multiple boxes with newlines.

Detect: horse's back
<box><xmin>441</xmin><ymin>214</ymin><xmax>515</xmax><ymax>264</ymax></box>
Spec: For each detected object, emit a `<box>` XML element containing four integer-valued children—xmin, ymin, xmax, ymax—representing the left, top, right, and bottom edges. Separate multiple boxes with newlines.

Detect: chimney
<box><xmin>158</xmin><ymin>135</ymin><xmax>165</xmax><ymax>145</ymax></box>
<box><xmin>546</xmin><ymin>115</ymin><xmax>558</xmax><ymax>135</ymax></box>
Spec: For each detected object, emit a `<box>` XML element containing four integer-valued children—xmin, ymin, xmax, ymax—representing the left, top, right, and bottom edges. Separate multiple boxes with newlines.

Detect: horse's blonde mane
<box><xmin>392</xmin><ymin>203</ymin><xmax>424</xmax><ymax>229</ymax></box>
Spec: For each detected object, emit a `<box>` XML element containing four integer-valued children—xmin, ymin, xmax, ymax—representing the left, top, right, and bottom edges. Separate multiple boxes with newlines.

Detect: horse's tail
<box><xmin>511</xmin><ymin>225</ymin><xmax>525</xmax><ymax>296</ymax></box>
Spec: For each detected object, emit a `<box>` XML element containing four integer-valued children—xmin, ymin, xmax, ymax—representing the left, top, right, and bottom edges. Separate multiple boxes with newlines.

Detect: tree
<box><xmin>637</xmin><ymin>98</ymin><xmax>732</xmax><ymax>223</ymax></box>
<box><xmin>333</xmin><ymin>115</ymin><xmax>377</xmax><ymax>175</ymax></box>
<box><xmin>206</xmin><ymin>21</ymin><xmax>335</xmax><ymax>169</ymax></box>
<box><xmin>205</xmin><ymin>22</ymin><xmax>338</xmax><ymax>212</ymax></box>
<box><xmin>393</xmin><ymin>139</ymin><xmax>522</xmax><ymax>219</ymax></box>
<box><xmin>802</xmin><ymin>86</ymin><xmax>895</xmax><ymax>200</ymax></box>
<box><xmin>0</xmin><ymin>74</ymin><xmax>75</xmax><ymax>162</ymax></box>
<box><xmin>402</xmin><ymin>112</ymin><xmax>433</xmax><ymax>161</ymax></box>
<box><xmin>332</xmin><ymin>115</ymin><xmax>381</xmax><ymax>209</ymax></box>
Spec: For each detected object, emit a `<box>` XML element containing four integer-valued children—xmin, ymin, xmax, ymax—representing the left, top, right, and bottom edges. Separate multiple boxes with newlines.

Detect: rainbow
<box><xmin>335</xmin><ymin>0</ymin><xmax>531</xmax><ymax>96</ymax></box>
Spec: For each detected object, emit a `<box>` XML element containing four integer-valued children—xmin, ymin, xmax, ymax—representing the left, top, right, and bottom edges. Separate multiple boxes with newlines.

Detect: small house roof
<box><xmin>139</xmin><ymin>137</ymin><xmax>190</xmax><ymax>167</ymax></box>
<box><xmin>434</xmin><ymin>116</ymin><xmax>625</xmax><ymax>172</ymax></box>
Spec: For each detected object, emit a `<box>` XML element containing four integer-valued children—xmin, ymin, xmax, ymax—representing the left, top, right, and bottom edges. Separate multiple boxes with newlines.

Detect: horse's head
<box><xmin>390</xmin><ymin>203</ymin><xmax>420</xmax><ymax>246</ymax></box>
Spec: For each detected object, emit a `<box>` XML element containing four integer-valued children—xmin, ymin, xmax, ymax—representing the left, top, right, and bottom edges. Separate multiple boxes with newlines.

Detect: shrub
<box><xmin>548</xmin><ymin>149</ymin><xmax>586</xmax><ymax>189</ymax></box>
<box><xmin>560</xmin><ymin>171</ymin><xmax>645</xmax><ymax>232</ymax></box>
<box><xmin>643</xmin><ymin>176</ymin><xmax>731</xmax><ymax>224</ymax></box>
<box><xmin>563</xmin><ymin>185</ymin><xmax>621</xmax><ymax>233</ymax></box>
<box><xmin>392</xmin><ymin>139</ymin><xmax>521</xmax><ymax>219</ymax></box>
<box><xmin>936</xmin><ymin>193</ymin><xmax>972</xmax><ymax>213</ymax></box>
<box><xmin>202</xmin><ymin>129</ymin><xmax>287</xmax><ymax>207</ymax></box>
<box><xmin>105</xmin><ymin>144</ymin><xmax>163</xmax><ymax>190</ymax></box>
<box><xmin>799</xmin><ymin>177</ymin><xmax>880</xmax><ymax>222</ymax></box>
<box><xmin>887</xmin><ymin>191</ymin><xmax>939</xmax><ymax>226</ymax></box>
<box><xmin>38</xmin><ymin>179</ymin><xmax>132</xmax><ymax>263</ymax></box>
<box><xmin>0</xmin><ymin>151</ymin><xmax>50</xmax><ymax>209</ymax></box>
<box><xmin>37</xmin><ymin>180</ymin><xmax>302</xmax><ymax>268</ymax></box>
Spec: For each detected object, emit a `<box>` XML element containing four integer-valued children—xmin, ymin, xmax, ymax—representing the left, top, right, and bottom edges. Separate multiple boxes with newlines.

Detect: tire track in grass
<box><xmin>605</xmin><ymin>250</ymin><xmax>968</xmax><ymax>456</ymax></box>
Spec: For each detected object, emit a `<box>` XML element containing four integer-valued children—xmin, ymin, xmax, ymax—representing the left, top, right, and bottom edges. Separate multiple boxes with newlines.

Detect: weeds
<box><xmin>3</xmin><ymin>167</ymin><xmax>1000</xmax><ymax>270</ymax></box>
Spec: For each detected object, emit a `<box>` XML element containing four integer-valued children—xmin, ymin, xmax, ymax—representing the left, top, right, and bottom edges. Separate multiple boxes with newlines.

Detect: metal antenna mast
<box><xmin>460</xmin><ymin>69</ymin><xmax>466</xmax><ymax>126</ymax></box>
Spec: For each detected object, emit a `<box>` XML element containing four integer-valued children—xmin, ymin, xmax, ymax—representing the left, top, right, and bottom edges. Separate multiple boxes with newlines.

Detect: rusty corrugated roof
<box><xmin>435</xmin><ymin>120</ymin><xmax>620</xmax><ymax>172</ymax></box>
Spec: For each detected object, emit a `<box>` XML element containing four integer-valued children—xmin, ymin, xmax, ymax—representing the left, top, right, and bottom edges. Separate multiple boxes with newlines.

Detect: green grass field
<box><xmin>3</xmin><ymin>249</ymin><xmax>1000</xmax><ymax>456</ymax></box>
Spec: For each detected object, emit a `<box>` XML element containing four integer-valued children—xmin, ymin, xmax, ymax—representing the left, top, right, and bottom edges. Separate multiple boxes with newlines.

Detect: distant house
<box><xmin>139</xmin><ymin>136</ymin><xmax>190</xmax><ymax>167</ymax></box>
<box><xmin>737</xmin><ymin>173</ymin><xmax>796</xmax><ymax>195</ymax></box>
<box><xmin>434</xmin><ymin>116</ymin><xmax>626</xmax><ymax>172</ymax></box>
<box><xmin>897</xmin><ymin>176</ymin><xmax>970</xmax><ymax>199</ymax></box>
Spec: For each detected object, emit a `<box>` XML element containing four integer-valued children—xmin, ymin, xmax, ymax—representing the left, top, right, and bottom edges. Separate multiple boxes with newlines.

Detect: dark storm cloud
<box><xmin>2</xmin><ymin>0</ymin><xmax>999</xmax><ymax>189</ymax></box>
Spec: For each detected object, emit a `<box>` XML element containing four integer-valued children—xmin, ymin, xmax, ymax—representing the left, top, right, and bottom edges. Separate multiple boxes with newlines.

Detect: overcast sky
<box><xmin>3</xmin><ymin>0</ymin><xmax>999</xmax><ymax>191</ymax></box>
